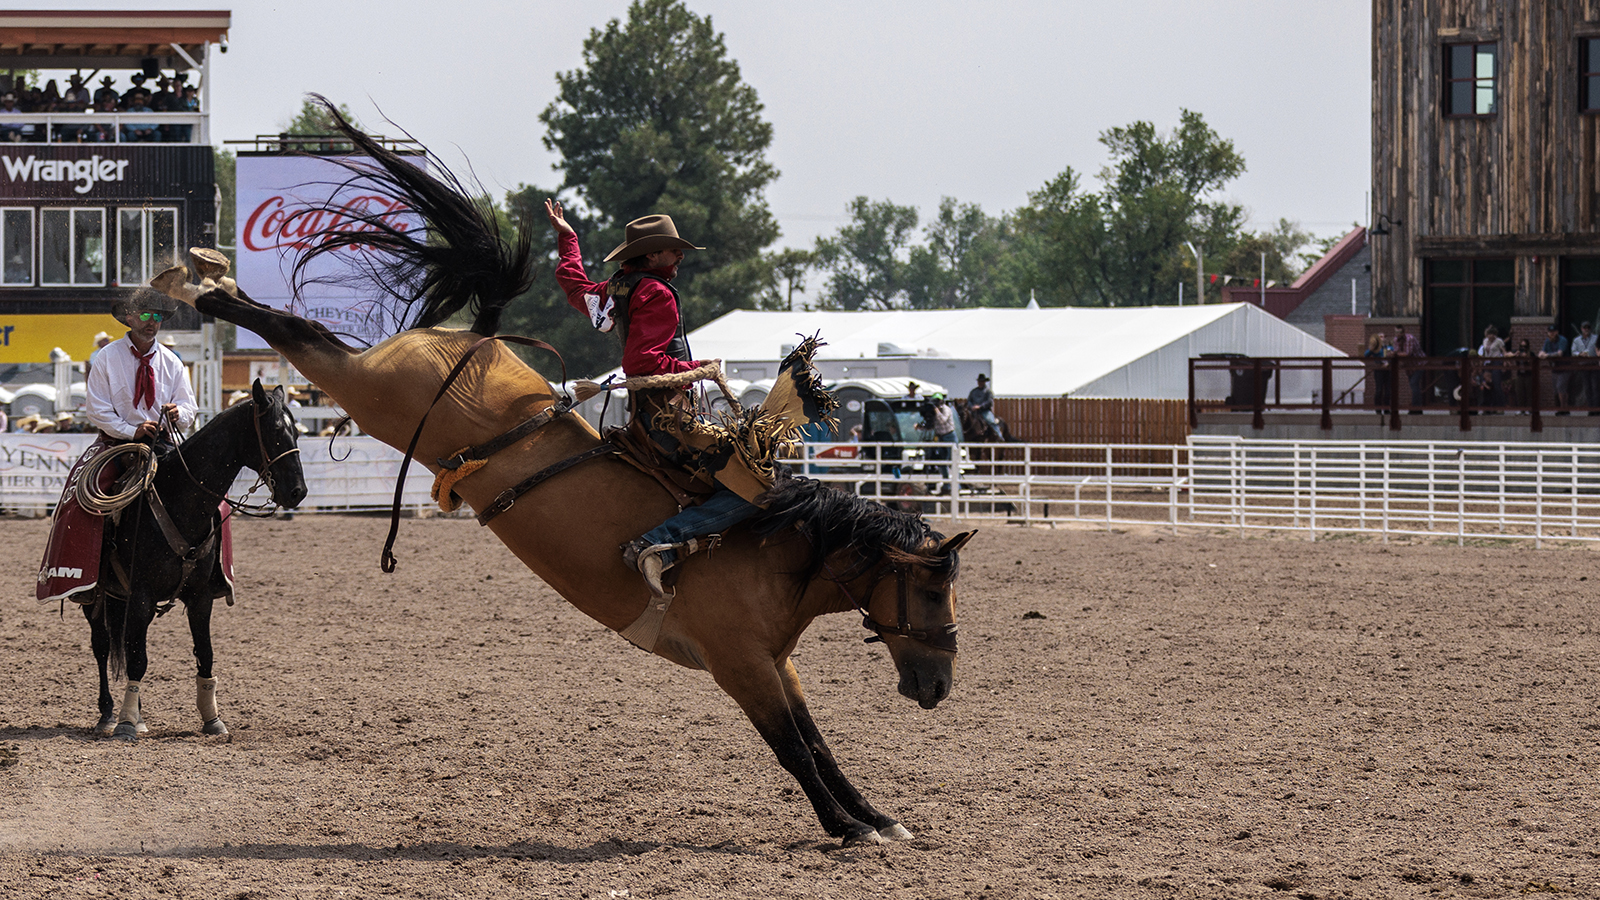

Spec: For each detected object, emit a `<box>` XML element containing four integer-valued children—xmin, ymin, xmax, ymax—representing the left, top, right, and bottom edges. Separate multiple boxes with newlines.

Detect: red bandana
<box><xmin>130</xmin><ymin>344</ymin><xmax>156</xmax><ymax>410</ymax></box>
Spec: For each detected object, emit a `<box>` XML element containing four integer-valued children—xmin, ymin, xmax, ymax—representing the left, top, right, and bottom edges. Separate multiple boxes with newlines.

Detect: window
<box><xmin>40</xmin><ymin>208</ymin><xmax>104</xmax><ymax>286</ymax></box>
<box><xmin>117</xmin><ymin>207</ymin><xmax>178</xmax><ymax>286</ymax></box>
<box><xmin>0</xmin><ymin>208</ymin><xmax>31</xmax><ymax>285</ymax></box>
<box><xmin>1425</xmin><ymin>259</ymin><xmax>1513</xmax><ymax>354</ymax></box>
<box><xmin>1561</xmin><ymin>258</ymin><xmax>1600</xmax><ymax>331</ymax></box>
<box><xmin>1445</xmin><ymin>42</ymin><xmax>1497</xmax><ymax>116</ymax></box>
<box><xmin>1583</xmin><ymin>38</ymin><xmax>1600</xmax><ymax>112</ymax></box>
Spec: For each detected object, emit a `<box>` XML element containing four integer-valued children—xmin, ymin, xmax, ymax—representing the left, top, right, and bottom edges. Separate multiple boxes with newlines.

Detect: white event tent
<box><xmin>680</xmin><ymin>304</ymin><xmax>1347</xmax><ymax>400</ymax></box>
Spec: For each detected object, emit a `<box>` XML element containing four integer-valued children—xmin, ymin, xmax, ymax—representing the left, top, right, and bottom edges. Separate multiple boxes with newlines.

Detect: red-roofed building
<box><xmin>1220</xmin><ymin>226</ymin><xmax>1371</xmax><ymax>351</ymax></box>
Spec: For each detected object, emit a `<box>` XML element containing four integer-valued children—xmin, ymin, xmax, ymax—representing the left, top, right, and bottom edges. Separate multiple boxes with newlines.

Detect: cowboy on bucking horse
<box><xmin>545</xmin><ymin>200</ymin><xmax>765</xmax><ymax>594</ymax></box>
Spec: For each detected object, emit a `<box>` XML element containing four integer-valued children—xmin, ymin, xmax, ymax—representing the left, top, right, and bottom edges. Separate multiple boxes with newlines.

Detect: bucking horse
<box><xmin>150</xmin><ymin>99</ymin><xmax>973</xmax><ymax>845</ymax></box>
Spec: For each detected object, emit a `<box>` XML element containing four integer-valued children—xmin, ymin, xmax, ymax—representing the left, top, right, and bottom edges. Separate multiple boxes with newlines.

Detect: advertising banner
<box><xmin>234</xmin><ymin>154</ymin><xmax>423</xmax><ymax>350</ymax></box>
<box><xmin>0</xmin><ymin>314</ymin><xmax>118</xmax><ymax>364</ymax></box>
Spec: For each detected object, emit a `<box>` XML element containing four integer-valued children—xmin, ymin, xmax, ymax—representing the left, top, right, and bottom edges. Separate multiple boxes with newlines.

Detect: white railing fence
<box><xmin>7</xmin><ymin>433</ymin><xmax>1600</xmax><ymax>546</ymax></box>
<box><xmin>795</xmin><ymin>436</ymin><xmax>1600</xmax><ymax>547</ymax></box>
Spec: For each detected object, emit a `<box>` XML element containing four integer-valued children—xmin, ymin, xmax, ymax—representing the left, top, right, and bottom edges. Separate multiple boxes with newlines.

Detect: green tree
<box><xmin>1017</xmin><ymin>109</ymin><xmax>1246</xmax><ymax>306</ymax></box>
<box><xmin>904</xmin><ymin>198</ymin><xmax>1022</xmax><ymax>308</ymax></box>
<box><xmin>538</xmin><ymin>0</ymin><xmax>780</xmax><ymax>327</ymax></box>
<box><xmin>277</xmin><ymin>98</ymin><xmax>360</xmax><ymax>150</ymax></box>
<box><xmin>812</xmin><ymin>197</ymin><xmax>919</xmax><ymax>310</ymax></box>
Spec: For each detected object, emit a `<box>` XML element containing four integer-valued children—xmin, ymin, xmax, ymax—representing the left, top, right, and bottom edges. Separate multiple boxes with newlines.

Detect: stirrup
<box><xmin>622</xmin><ymin>538</ymin><xmax>678</xmax><ymax>595</ymax></box>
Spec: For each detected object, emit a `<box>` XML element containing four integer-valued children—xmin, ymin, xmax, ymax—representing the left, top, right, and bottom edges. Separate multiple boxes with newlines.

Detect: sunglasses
<box><xmin>136</xmin><ymin>311</ymin><xmax>163</xmax><ymax>322</ymax></box>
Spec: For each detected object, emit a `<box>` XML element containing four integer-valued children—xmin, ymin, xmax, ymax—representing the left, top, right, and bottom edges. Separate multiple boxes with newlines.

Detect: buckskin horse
<box><xmin>150</xmin><ymin>100</ymin><xmax>973</xmax><ymax>845</ymax></box>
<box><xmin>75</xmin><ymin>381</ymin><xmax>307</xmax><ymax>740</ymax></box>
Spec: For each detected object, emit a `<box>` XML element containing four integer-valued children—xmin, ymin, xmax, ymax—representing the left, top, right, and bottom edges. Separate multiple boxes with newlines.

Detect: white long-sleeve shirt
<box><xmin>85</xmin><ymin>334</ymin><xmax>198</xmax><ymax>440</ymax></box>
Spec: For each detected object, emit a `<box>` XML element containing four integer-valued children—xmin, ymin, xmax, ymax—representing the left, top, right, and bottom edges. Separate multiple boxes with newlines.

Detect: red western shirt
<box><xmin>554</xmin><ymin>231</ymin><xmax>700</xmax><ymax>378</ymax></box>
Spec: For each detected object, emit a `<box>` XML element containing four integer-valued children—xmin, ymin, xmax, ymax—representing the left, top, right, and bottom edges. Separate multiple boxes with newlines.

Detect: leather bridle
<box><xmin>162</xmin><ymin>398</ymin><xmax>302</xmax><ymax>517</ymax></box>
<box><xmin>823</xmin><ymin>554</ymin><xmax>959</xmax><ymax>653</ymax></box>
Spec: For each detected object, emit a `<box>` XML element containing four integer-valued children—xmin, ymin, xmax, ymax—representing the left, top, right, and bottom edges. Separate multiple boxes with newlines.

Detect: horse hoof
<box><xmin>202</xmin><ymin>717</ymin><xmax>228</xmax><ymax>736</ymax></box>
<box><xmin>94</xmin><ymin>716</ymin><xmax>117</xmax><ymax>736</ymax></box>
<box><xmin>841</xmin><ymin>828</ymin><xmax>887</xmax><ymax>847</ymax></box>
<box><xmin>111</xmin><ymin>722</ymin><xmax>139</xmax><ymax>742</ymax></box>
<box><xmin>136</xmin><ymin>722</ymin><xmax>149</xmax><ymax>734</ymax></box>
<box><xmin>878</xmin><ymin>823</ymin><xmax>914</xmax><ymax>841</ymax></box>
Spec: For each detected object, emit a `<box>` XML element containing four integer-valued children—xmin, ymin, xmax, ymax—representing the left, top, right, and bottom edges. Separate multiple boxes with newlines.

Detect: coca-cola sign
<box><xmin>235</xmin><ymin>154</ymin><xmax>425</xmax><ymax>350</ymax></box>
<box><xmin>240</xmin><ymin>193</ymin><xmax>412</xmax><ymax>253</ymax></box>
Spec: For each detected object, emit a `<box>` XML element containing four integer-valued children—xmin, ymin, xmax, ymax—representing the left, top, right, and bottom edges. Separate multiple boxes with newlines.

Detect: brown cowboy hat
<box><xmin>603</xmin><ymin>214</ymin><xmax>703</xmax><ymax>263</ymax></box>
<box><xmin>110</xmin><ymin>287</ymin><xmax>179</xmax><ymax>323</ymax></box>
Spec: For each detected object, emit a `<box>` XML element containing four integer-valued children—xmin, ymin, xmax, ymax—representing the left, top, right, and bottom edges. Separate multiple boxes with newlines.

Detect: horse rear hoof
<box><xmin>94</xmin><ymin>715</ymin><xmax>117</xmax><ymax>736</ymax></box>
<box><xmin>202</xmin><ymin>717</ymin><xmax>228</xmax><ymax>736</ymax></box>
<box><xmin>111</xmin><ymin>722</ymin><xmax>139</xmax><ymax>742</ymax></box>
<box><xmin>878</xmin><ymin>823</ymin><xmax>914</xmax><ymax>841</ymax></box>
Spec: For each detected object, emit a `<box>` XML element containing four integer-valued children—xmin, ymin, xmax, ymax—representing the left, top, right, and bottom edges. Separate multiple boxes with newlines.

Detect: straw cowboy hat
<box><xmin>603</xmin><ymin>214</ymin><xmax>704</xmax><ymax>263</ymax></box>
<box><xmin>110</xmin><ymin>287</ymin><xmax>179</xmax><ymax>324</ymax></box>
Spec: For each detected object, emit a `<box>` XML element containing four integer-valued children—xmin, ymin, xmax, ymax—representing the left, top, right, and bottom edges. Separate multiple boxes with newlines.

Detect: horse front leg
<box><xmin>83</xmin><ymin>599</ymin><xmax>116</xmax><ymax>735</ymax></box>
<box><xmin>112</xmin><ymin>598</ymin><xmax>155</xmax><ymax>742</ymax></box>
<box><xmin>185</xmin><ymin>596</ymin><xmax>227</xmax><ymax>735</ymax></box>
<box><xmin>778</xmin><ymin>659</ymin><xmax>913</xmax><ymax>841</ymax></box>
<box><xmin>712</xmin><ymin>661</ymin><xmax>884</xmax><ymax>846</ymax></box>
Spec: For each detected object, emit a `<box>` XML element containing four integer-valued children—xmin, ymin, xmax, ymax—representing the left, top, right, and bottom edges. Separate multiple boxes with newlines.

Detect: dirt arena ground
<box><xmin>2</xmin><ymin>512</ymin><xmax>1597</xmax><ymax>899</ymax></box>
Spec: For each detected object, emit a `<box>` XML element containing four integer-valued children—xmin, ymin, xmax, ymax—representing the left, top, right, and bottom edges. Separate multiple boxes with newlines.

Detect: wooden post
<box><xmin>1321</xmin><ymin>358</ymin><xmax>1334</xmax><ymax>430</ymax></box>
<box><xmin>1389</xmin><ymin>356</ymin><xmax>1402</xmax><ymax>431</ymax></box>
<box><xmin>1459</xmin><ymin>355</ymin><xmax>1472</xmax><ymax>432</ymax></box>
<box><xmin>1251</xmin><ymin>358</ymin><xmax>1265</xmax><ymax>431</ymax></box>
<box><xmin>1530</xmin><ymin>355</ymin><xmax>1543</xmax><ymax>433</ymax></box>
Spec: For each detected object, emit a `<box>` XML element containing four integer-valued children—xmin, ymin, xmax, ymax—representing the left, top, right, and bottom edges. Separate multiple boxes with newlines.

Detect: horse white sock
<box><xmin>117</xmin><ymin>681</ymin><xmax>142</xmax><ymax>725</ymax></box>
<box><xmin>196</xmin><ymin>676</ymin><xmax>220</xmax><ymax>722</ymax></box>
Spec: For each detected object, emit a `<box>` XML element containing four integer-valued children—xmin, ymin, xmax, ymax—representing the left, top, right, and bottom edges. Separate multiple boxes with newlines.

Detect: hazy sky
<box><xmin>35</xmin><ymin>0</ymin><xmax>1371</xmax><ymax>250</ymax></box>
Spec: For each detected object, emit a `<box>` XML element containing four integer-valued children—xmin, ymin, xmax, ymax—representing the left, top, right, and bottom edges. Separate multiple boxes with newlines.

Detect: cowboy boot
<box><xmin>621</xmin><ymin>538</ymin><xmax>676</xmax><ymax>595</ymax></box>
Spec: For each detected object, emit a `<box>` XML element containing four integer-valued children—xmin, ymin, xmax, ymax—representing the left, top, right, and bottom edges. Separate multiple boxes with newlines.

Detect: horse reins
<box><xmin>160</xmin><ymin>401</ymin><xmax>300</xmax><ymax>518</ymax></box>
<box><xmin>381</xmin><ymin>334</ymin><xmax>571</xmax><ymax>573</ymax></box>
<box><xmin>822</xmin><ymin>554</ymin><xmax>959</xmax><ymax>653</ymax></box>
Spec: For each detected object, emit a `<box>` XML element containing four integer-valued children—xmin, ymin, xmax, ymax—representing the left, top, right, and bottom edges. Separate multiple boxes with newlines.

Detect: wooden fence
<box><xmin>995</xmin><ymin>397</ymin><xmax>1191</xmax><ymax>445</ymax></box>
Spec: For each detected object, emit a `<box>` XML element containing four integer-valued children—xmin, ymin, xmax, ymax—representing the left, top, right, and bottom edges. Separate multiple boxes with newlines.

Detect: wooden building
<box><xmin>1371</xmin><ymin>0</ymin><xmax>1600</xmax><ymax>352</ymax></box>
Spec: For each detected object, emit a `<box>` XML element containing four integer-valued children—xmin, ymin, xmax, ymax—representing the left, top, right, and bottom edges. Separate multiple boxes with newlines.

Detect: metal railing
<box><xmin>0</xmin><ymin>111</ymin><xmax>207</xmax><ymax>144</ymax></box>
<box><xmin>1188</xmin><ymin>355</ymin><xmax>1600</xmax><ymax>432</ymax></box>
<box><xmin>796</xmin><ymin>437</ymin><xmax>1600</xmax><ymax>547</ymax></box>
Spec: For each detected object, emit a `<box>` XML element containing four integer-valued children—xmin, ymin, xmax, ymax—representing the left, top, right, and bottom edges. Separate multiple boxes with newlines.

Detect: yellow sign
<box><xmin>0</xmin><ymin>314</ymin><xmax>120</xmax><ymax>364</ymax></box>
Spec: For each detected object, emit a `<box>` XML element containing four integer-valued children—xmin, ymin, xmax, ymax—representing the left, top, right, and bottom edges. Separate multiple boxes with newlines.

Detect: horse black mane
<box><xmin>749</xmin><ymin>474</ymin><xmax>952</xmax><ymax>583</ymax></box>
<box><xmin>289</xmin><ymin>95</ymin><xmax>533</xmax><ymax>338</ymax></box>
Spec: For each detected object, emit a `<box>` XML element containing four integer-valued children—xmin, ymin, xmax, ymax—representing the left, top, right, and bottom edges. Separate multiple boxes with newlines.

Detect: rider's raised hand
<box><xmin>544</xmin><ymin>199</ymin><xmax>575</xmax><ymax>235</ymax></box>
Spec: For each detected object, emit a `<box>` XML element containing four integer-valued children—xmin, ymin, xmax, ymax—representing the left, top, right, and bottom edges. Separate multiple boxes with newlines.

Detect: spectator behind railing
<box><xmin>92</xmin><ymin>76</ymin><xmax>119</xmax><ymax>109</ymax></box>
<box><xmin>119</xmin><ymin>88</ymin><xmax>159</xmax><ymax>142</ymax></box>
<box><xmin>0</xmin><ymin>92</ymin><xmax>33</xmax><ymax>142</ymax></box>
<box><xmin>1540</xmin><ymin>323</ymin><xmax>1571</xmax><ymax>414</ymax></box>
<box><xmin>63</xmin><ymin>74</ymin><xmax>90</xmax><ymax>108</ymax></box>
<box><xmin>1393</xmin><ymin>324</ymin><xmax>1424</xmax><ymax>413</ymax></box>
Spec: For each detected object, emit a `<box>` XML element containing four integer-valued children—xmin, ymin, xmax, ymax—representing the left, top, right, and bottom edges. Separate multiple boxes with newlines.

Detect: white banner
<box><xmin>0</xmin><ymin>434</ymin><xmax>434</xmax><ymax>515</ymax></box>
<box><xmin>234</xmin><ymin>154</ymin><xmax>424</xmax><ymax>350</ymax></box>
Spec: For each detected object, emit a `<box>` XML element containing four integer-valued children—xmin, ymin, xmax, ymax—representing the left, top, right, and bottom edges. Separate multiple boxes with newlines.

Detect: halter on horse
<box><xmin>83</xmin><ymin>380</ymin><xmax>307</xmax><ymax>740</ymax></box>
<box><xmin>148</xmin><ymin>97</ymin><xmax>973</xmax><ymax>844</ymax></box>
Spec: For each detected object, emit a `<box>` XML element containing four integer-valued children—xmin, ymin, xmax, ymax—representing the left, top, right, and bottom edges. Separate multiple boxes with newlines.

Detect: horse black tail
<box><xmin>288</xmin><ymin>95</ymin><xmax>534</xmax><ymax>336</ymax></box>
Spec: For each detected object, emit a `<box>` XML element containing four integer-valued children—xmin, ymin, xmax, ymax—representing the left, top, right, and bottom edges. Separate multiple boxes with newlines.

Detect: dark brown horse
<box><xmin>151</xmin><ymin>101</ymin><xmax>972</xmax><ymax>845</ymax></box>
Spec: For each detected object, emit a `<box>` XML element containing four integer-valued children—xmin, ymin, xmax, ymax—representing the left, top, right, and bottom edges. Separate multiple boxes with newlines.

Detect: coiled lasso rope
<box><xmin>73</xmin><ymin>443</ymin><xmax>157</xmax><ymax>516</ymax></box>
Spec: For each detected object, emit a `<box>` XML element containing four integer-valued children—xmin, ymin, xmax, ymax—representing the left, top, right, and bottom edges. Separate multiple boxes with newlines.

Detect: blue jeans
<box><xmin>641</xmin><ymin>488</ymin><xmax>759</xmax><ymax>566</ymax></box>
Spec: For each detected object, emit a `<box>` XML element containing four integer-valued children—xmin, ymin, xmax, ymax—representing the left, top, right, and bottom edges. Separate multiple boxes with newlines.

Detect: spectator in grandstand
<box><xmin>1540</xmin><ymin>323</ymin><xmax>1571</xmax><ymax>414</ymax></box>
<box><xmin>0</xmin><ymin>92</ymin><xmax>30</xmax><ymax>142</ymax></box>
<box><xmin>92</xmin><ymin>76</ymin><xmax>119</xmax><ymax>108</ymax></box>
<box><xmin>120</xmin><ymin>89</ymin><xmax>158</xmax><ymax>142</ymax></box>
<box><xmin>63</xmin><ymin>74</ymin><xmax>91</xmax><ymax>108</ymax></box>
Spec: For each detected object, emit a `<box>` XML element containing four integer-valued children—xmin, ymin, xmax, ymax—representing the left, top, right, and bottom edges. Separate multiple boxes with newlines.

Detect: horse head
<box><xmin>863</xmin><ymin>530</ymin><xmax>976</xmax><ymax>709</ymax></box>
<box><xmin>248</xmin><ymin>379</ymin><xmax>308</xmax><ymax>510</ymax></box>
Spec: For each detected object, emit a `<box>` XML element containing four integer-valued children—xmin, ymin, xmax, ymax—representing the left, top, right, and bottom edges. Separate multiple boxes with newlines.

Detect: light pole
<box><xmin>1184</xmin><ymin>241</ymin><xmax>1204</xmax><ymax>305</ymax></box>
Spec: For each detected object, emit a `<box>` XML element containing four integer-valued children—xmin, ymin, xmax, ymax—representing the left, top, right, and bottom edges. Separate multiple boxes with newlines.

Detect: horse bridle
<box><xmin>823</xmin><ymin>555</ymin><xmax>959</xmax><ymax>653</ymax></box>
<box><xmin>161</xmin><ymin>399</ymin><xmax>301</xmax><ymax>517</ymax></box>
